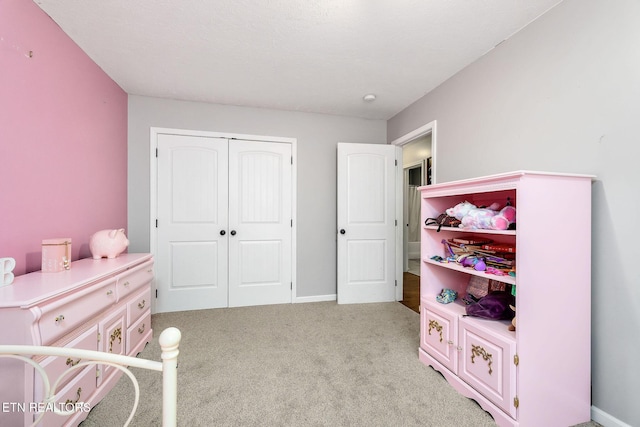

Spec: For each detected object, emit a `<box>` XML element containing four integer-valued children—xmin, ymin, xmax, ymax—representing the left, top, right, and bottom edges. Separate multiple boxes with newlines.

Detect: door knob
<box><xmin>230</xmin><ymin>230</ymin><xmax>237</xmax><ymax>236</ymax></box>
<box><xmin>339</xmin><ymin>229</ymin><xmax>346</xmax><ymax>235</ymax></box>
<box><xmin>220</xmin><ymin>230</ymin><xmax>226</xmax><ymax>236</ymax></box>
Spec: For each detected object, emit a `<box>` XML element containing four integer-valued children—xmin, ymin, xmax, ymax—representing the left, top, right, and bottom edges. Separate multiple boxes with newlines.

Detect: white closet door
<box><xmin>228</xmin><ymin>140</ymin><xmax>292</xmax><ymax>307</ymax></box>
<box><xmin>337</xmin><ymin>143</ymin><xmax>398</xmax><ymax>304</ymax></box>
<box><xmin>156</xmin><ymin>134</ymin><xmax>229</xmax><ymax>313</ymax></box>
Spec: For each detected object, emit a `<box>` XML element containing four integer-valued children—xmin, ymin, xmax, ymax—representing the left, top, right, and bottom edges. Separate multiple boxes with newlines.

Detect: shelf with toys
<box><xmin>417</xmin><ymin>171</ymin><xmax>594</xmax><ymax>427</ymax></box>
<box><xmin>423</xmin><ymin>257</ymin><xmax>516</xmax><ymax>286</ymax></box>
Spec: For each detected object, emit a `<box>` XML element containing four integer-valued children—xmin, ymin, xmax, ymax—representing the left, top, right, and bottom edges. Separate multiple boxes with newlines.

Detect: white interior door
<box><xmin>156</xmin><ymin>134</ymin><xmax>229</xmax><ymax>313</ymax></box>
<box><xmin>228</xmin><ymin>140</ymin><xmax>292</xmax><ymax>307</ymax></box>
<box><xmin>337</xmin><ymin>143</ymin><xmax>399</xmax><ymax>304</ymax></box>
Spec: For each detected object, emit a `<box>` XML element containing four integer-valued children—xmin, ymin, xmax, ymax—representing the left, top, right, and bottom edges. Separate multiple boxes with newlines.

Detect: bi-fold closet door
<box><xmin>155</xmin><ymin>133</ymin><xmax>292</xmax><ymax>313</ymax></box>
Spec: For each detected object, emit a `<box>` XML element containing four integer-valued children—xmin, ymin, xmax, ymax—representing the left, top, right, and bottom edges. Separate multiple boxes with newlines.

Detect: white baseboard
<box><xmin>591</xmin><ymin>406</ymin><xmax>633</xmax><ymax>427</ymax></box>
<box><xmin>294</xmin><ymin>294</ymin><xmax>336</xmax><ymax>303</ymax></box>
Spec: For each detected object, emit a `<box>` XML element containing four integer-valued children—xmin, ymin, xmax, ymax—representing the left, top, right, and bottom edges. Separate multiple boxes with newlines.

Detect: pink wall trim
<box><xmin>0</xmin><ymin>0</ymin><xmax>128</xmax><ymax>275</ymax></box>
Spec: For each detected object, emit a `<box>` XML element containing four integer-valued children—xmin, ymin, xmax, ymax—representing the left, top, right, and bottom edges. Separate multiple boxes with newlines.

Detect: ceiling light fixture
<box><xmin>363</xmin><ymin>93</ymin><xmax>376</xmax><ymax>102</ymax></box>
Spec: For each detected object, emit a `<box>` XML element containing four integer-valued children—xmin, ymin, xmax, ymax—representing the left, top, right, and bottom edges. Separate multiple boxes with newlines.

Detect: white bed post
<box><xmin>159</xmin><ymin>327</ymin><xmax>182</xmax><ymax>427</ymax></box>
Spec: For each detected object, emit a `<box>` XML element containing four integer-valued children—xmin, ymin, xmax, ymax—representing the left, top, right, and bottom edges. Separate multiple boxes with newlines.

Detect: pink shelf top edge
<box><xmin>418</xmin><ymin>170</ymin><xmax>596</xmax><ymax>192</ymax></box>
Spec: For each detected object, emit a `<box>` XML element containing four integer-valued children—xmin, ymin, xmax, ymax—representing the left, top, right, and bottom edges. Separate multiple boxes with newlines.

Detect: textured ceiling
<box><xmin>34</xmin><ymin>0</ymin><xmax>563</xmax><ymax>120</ymax></box>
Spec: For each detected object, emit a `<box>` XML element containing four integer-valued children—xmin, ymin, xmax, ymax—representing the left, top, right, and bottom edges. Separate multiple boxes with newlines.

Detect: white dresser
<box><xmin>0</xmin><ymin>253</ymin><xmax>153</xmax><ymax>426</ymax></box>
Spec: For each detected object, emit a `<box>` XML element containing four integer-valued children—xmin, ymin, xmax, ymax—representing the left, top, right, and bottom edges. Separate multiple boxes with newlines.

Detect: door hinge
<box><xmin>290</xmin><ymin>282</ymin><xmax>293</xmax><ymax>290</ymax></box>
<box><xmin>155</xmin><ymin>219</ymin><xmax>158</xmax><ymax>228</ymax></box>
<box><xmin>291</xmin><ymin>219</ymin><xmax>293</xmax><ymax>227</ymax></box>
<box><xmin>156</xmin><ymin>148</ymin><xmax>158</xmax><ymax>158</ymax></box>
<box><xmin>514</xmin><ymin>354</ymin><xmax>519</xmax><ymax>366</ymax></box>
<box><xmin>395</xmin><ymin>219</ymin><xmax>398</xmax><ymax>226</ymax></box>
<box><xmin>513</xmin><ymin>396</ymin><xmax>519</xmax><ymax>409</ymax></box>
<box><xmin>395</xmin><ymin>280</ymin><xmax>397</xmax><ymax>287</ymax></box>
<box><xmin>155</xmin><ymin>289</ymin><xmax>158</xmax><ymax>298</ymax></box>
<box><xmin>395</xmin><ymin>159</ymin><xmax>398</xmax><ymax>166</ymax></box>
<box><xmin>97</xmin><ymin>332</ymin><xmax>101</xmax><ymax>342</ymax></box>
<box><xmin>291</xmin><ymin>156</ymin><xmax>293</xmax><ymax>165</ymax></box>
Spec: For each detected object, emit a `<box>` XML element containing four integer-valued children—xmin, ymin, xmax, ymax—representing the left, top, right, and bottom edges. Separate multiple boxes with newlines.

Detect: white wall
<box><xmin>128</xmin><ymin>95</ymin><xmax>386</xmax><ymax>299</ymax></box>
<box><xmin>388</xmin><ymin>0</ymin><xmax>640</xmax><ymax>425</ymax></box>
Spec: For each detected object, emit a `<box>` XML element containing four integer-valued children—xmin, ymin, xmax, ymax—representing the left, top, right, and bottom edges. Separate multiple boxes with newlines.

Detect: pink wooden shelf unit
<box><xmin>418</xmin><ymin>171</ymin><xmax>594</xmax><ymax>427</ymax></box>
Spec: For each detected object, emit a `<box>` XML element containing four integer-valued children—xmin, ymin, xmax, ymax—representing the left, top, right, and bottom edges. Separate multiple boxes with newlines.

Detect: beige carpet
<box><xmin>80</xmin><ymin>302</ymin><xmax>598</xmax><ymax>427</ymax></box>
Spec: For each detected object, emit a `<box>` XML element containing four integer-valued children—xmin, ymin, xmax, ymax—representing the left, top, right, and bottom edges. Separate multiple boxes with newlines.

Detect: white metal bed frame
<box><xmin>0</xmin><ymin>327</ymin><xmax>181</xmax><ymax>427</ymax></box>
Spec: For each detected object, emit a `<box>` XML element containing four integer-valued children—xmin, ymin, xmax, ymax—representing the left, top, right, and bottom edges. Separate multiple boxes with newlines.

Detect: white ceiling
<box><xmin>34</xmin><ymin>0</ymin><xmax>562</xmax><ymax>120</ymax></box>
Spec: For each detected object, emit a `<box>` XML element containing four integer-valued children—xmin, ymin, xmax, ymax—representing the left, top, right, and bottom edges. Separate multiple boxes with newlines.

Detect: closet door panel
<box><xmin>228</xmin><ymin>140</ymin><xmax>292</xmax><ymax>307</ymax></box>
<box><xmin>156</xmin><ymin>134</ymin><xmax>229</xmax><ymax>313</ymax></box>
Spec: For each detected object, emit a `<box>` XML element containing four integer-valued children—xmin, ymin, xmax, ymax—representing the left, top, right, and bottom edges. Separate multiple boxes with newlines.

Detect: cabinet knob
<box><xmin>339</xmin><ymin>229</ymin><xmax>346</xmax><ymax>235</ymax></box>
<box><xmin>138</xmin><ymin>323</ymin><xmax>146</xmax><ymax>334</ymax></box>
<box><xmin>138</xmin><ymin>299</ymin><xmax>146</xmax><ymax>310</ymax></box>
<box><xmin>220</xmin><ymin>230</ymin><xmax>226</xmax><ymax>236</ymax></box>
<box><xmin>230</xmin><ymin>230</ymin><xmax>237</xmax><ymax>236</ymax></box>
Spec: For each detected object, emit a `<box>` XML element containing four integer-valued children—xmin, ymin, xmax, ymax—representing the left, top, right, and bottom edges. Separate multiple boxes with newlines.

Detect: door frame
<box><xmin>403</xmin><ymin>160</ymin><xmax>426</xmax><ymax>272</ymax></box>
<box><xmin>149</xmin><ymin>127</ymin><xmax>297</xmax><ymax>313</ymax></box>
<box><xmin>390</xmin><ymin>120</ymin><xmax>437</xmax><ymax>184</ymax></box>
<box><xmin>391</xmin><ymin>120</ymin><xmax>437</xmax><ymax>300</ymax></box>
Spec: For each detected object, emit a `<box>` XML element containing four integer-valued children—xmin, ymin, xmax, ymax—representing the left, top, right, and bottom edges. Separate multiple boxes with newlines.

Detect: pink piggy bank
<box><xmin>89</xmin><ymin>229</ymin><xmax>129</xmax><ymax>259</ymax></box>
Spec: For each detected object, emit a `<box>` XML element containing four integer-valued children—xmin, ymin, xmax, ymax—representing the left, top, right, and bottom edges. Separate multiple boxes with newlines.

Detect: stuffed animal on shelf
<box><xmin>445</xmin><ymin>201</ymin><xmax>516</xmax><ymax>230</ymax></box>
<box><xmin>491</xmin><ymin>205</ymin><xmax>517</xmax><ymax>230</ymax></box>
<box><xmin>446</xmin><ymin>200</ymin><xmax>479</xmax><ymax>221</ymax></box>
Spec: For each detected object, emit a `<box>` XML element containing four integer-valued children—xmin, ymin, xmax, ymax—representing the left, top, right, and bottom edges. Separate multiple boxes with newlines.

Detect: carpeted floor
<box><xmin>80</xmin><ymin>302</ymin><xmax>599</xmax><ymax>427</ymax></box>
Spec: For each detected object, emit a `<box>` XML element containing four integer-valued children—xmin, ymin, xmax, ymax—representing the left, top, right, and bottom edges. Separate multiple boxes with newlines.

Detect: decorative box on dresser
<box><xmin>0</xmin><ymin>253</ymin><xmax>153</xmax><ymax>427</ymax></box>
<box><xmin>418</xmin><ymin>171</ymin><xmax>593</xmax><ymax>427</ymax></box>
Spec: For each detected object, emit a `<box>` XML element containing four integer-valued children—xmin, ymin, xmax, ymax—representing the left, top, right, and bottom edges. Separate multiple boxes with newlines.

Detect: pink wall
<box><xmin>0</xmin><ymin>0</ymin><xmax>128</xmax><ymax>275</ymax></box>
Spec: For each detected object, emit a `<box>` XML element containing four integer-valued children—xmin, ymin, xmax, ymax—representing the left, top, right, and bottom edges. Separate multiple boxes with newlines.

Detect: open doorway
<box><xmin>392</xmin><ymin>121</ymin><xmax>436</xmax><ymax>313</ymax></box>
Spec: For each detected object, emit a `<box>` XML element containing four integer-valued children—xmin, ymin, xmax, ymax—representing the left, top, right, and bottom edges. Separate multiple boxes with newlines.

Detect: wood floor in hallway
<box><xmin>400</xmin><ymin>271</ymin><xmax>420</xmax><ymax>313</ymax></box>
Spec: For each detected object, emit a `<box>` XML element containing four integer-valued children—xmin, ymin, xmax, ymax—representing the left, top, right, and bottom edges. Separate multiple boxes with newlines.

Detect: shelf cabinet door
<box><xmin>458</xmin><ymin>318</ymin><xmax>517</xmax><ymax>419</ymax></box>
<box><xmin>421</xmin><ymin>300</ymin><xmax>459</xmax><ymax>374</ymax></box>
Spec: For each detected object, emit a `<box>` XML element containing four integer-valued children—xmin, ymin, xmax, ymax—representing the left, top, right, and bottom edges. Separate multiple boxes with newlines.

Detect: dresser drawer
<box><xmin>36</xmin><ymin>364</ymin><xmax>97</xmax><ymax>427</ymax></box>
<box><xmin>458</xmin><ymin>318</ymin><xmax>517</xmax><ymax>418</ymax></box>
<box><xmin>38</xmin><ymin>280</ymin><xmax>117</xmax><ymax>345</ymax></box>
<box><xmin>127</xmin><ymin>311</ymin><xmax>151</xmax><ymax>355</ymax></box>
<box><xmin>34</xmin><ymin>326</ymin><xmax>98</xmax><ymax>404</ymax></box>
<box><xmin>127</xmin><ymin>287</ymin><xmax>150</xmax><ymax>325</ymax></box>
<box><xmin>116</xmin><ymin>260</ymin><xmax>154</xmax><ymax>302</ymax></box>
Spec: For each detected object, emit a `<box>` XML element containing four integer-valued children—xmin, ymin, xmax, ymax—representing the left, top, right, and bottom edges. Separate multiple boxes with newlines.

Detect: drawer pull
<box><xmin>138</xmin><ymin>323</ymin><xmax>145</xmax><ymax>334</ymax></box>
<box><xmin>123</xmin><ymin>281</ymin><xmax>130</xmax><ymax>287</ymax></box>
<box><xmin>138</xmin><ymin>299</ymin><xmax>146</xmax><ymax>310</ymax></box>
<box><xmin>109</xmin><ymin>327</ymin><xmax>122</xmax><ymax>353</ymax></box>
<box><xmin>471</xmin><ymin>344</ymin><xmax>493</xmax><ymax>375</ymax></box>
<box><xmin>65</xmin><ymin>387</ymin><xmax>82</xmax><ymax>405</ymax></box>
<box><xmin>106</xmin><ymin>289</ymin><xmax>114</xmax><ymax>296</ymax></box>
<box><xmin>147</xmin><ymin>269</ymin><xmax>153</xmax><ymax>273</ymax></box>
<box><xmin>54</xmin><ymin>315</ymin><xmax>65</xmax><ymax>323</ymax></box>
<box><xmin>428</xmin><ymin>319</ymin><xmax>443</xmax><ymax>342</ymax></box>
<box><xmin>66</xmin><ymin>357</ymin><xmax>81</xmax><ymax>367</ymax></box>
